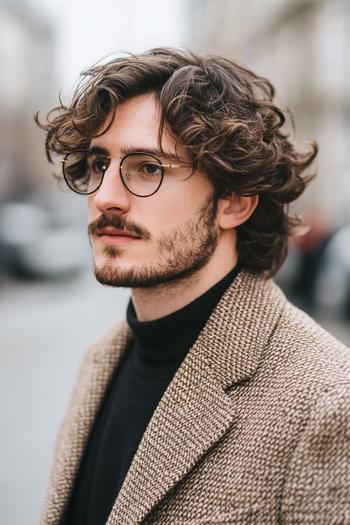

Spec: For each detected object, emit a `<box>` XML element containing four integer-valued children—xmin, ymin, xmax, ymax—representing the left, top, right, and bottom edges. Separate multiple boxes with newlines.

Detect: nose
<box><xmin>92</xmin><ymin>159</ymin><xmax>131</xmax><ymax>214</ymax></box>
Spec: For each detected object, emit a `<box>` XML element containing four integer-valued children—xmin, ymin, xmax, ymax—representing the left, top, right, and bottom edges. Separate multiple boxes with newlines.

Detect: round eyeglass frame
<box><xmin>61</xmin><ymin>149</ymin><xmax>188</xmax><ymax>198</ymax></box>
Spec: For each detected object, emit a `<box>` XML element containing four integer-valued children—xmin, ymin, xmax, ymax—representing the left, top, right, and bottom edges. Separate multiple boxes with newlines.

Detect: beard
<box><xmin>89</xmin><ymin>193</ymin><xmax>219</xmax><ymax>289</ymax></box>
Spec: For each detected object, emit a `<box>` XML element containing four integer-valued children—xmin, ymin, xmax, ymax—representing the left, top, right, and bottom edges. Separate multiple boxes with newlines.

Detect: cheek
<box><xmin>144</xmin><ymin>177</ymin><xmax>213</xmax><ymax>232</ymax></box>
<box><xmin>146</xmin><ymin>191</ymin><xmax>196</xmax><ymax>231</ymax></box>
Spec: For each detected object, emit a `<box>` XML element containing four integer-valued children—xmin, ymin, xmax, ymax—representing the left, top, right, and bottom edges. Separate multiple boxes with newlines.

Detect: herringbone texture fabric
<box><xmin>39</xmin><ymin>270</ymin><xmax>350</xmax><ymax>524</ymax></box>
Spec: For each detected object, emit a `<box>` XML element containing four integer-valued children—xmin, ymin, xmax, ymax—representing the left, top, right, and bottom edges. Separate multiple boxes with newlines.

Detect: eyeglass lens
<box><xmin>63</xmin><ymin>150</ymin><xmax>164</xmax><ymax>197</ymax></box>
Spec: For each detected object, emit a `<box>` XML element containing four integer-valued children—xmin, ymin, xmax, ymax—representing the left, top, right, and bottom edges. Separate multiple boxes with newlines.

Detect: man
<box><xmin>36</xmin><ymin>48</ymin><xmax>350</xmax><ymax>524</ymax></box>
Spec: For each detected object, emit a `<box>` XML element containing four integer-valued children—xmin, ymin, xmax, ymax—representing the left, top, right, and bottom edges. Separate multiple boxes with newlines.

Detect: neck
<box><xmin>131</xmin><ymin>233</ymin><xmax>238</xmax><ymax>321</ymax></box>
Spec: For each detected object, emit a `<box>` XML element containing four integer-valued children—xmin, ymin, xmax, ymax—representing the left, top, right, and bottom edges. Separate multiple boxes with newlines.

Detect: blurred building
<box><xmin>188</xmin><ymin>0</ymin><xmax>350</xmax><ymax>227</ymax></box>
<box><xmin>0</xmin><ymin>1</ymin><xmax>56</xmax><ymax>200</ymax></box>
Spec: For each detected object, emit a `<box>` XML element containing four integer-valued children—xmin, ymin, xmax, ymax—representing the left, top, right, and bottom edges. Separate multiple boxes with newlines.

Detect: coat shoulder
<box><xmin>266</xmin><ymin>288</ymin><xmax>350</xmax><ymax>395</ymax></box>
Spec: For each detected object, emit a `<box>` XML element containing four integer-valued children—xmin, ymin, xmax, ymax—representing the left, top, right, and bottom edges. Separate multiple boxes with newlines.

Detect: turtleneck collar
<box><xmin>126</xmin><ymin>264</ymin><xmax>241</xmax><ymax>366</ymax></box>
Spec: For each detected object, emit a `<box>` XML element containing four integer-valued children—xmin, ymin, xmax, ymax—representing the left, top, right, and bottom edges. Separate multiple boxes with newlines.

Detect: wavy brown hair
<box><xmin>35</xmin><ymin>47</ymin><xmax>318</xmax><ymax>278</ymax></box>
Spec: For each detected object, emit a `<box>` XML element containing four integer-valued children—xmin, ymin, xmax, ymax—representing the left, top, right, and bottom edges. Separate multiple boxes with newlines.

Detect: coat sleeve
<box><xmin>281</xmin><ymin>385</ymin><xmax>350</xmax><ymax>524</ymax></box>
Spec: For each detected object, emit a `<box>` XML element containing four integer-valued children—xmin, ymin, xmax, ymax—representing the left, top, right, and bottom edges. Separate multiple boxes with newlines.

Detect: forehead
<box><xmin>90</xmin><ymin>93</ymin><xmax>179</xmax><ymax>157</ymax></box>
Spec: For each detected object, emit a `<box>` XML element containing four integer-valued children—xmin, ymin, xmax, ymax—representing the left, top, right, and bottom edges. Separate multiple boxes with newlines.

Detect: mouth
<box><xmin>95</xmin><ymin>227</ymin><xmax>141</xmax><ymax>245</ymax></box>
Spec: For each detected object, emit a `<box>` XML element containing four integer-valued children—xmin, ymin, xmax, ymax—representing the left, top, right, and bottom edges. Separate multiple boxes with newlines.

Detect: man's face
<box><xmin>88</xmin><ymin>93</ymin><xmax>220</xmax><ymax>288</ymax></box>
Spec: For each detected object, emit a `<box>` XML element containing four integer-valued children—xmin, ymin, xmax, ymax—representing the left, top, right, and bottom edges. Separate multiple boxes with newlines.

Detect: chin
<box><xmin>93</xmin><ymin>256</ymin><xmax>138</xmax><ymax>286</ymax></box>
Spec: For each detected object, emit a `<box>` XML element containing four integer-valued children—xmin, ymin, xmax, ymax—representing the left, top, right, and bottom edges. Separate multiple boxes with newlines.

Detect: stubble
<box><xmin>90</xmin><ymin>193</ymin><xmax>219</xmax><ymax>289</ymax></box>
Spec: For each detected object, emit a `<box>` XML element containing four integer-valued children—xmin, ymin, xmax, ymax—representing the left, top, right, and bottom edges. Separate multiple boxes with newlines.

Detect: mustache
<box><xmin>88</xmin><ymin>214</ymin><xmax>151</xmax><ymax>240</ymax></box>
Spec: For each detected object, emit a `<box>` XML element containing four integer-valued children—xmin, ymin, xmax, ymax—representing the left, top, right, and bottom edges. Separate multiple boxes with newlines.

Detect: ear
<box><xmin>217</xmin><ymin>193</ymin><xmax>259</xmax><ymax>230</ymax></box>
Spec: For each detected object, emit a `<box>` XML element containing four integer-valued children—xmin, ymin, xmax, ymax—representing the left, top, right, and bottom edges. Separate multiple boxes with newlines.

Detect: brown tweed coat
<box><xmin>40</xmin><ymin>270</ymin><xmax>350</xmax><ymax>524</ymax></box>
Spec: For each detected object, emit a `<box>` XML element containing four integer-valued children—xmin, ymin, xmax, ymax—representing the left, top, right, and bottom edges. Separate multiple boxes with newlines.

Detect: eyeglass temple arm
<box><xmin>160</xmin><ymin>163</ymin><xmax>191</xmax><ymax>169</ymax></box>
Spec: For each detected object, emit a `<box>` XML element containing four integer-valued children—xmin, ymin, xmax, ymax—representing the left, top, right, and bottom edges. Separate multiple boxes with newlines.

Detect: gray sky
<box><xmin>31</xmin><ymin>0</ymin><xmax>189</xmax><ymax>95</ymax></box>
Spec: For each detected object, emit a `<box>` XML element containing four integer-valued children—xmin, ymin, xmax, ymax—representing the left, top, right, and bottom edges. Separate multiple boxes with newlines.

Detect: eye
<box><xmin>91</xmin><ymin>157</ymin><xmax>108</xmax><ymax>173</ymax></box>
<box><xmin>141</xmin><ymin>162</ymin><xmax>162</xmax><ymax>176</ymax></box>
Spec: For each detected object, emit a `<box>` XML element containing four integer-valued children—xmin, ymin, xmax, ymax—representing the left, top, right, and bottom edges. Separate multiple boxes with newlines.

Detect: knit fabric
<box><xmin>39</xmin><ymin>270</ymin><xmax>350</xmax><ymax>524</ymax></box>
<box><xmin>59</xmin><ymin>264</ymin><xmax>240</xmax><ymax>524</ymax></box>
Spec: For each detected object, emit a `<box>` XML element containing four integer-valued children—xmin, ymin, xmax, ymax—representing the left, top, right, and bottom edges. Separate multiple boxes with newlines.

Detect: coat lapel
<box><xmin>107</xmin><ymin>332</ymin><xmax>237</xmax><ymax>525</ymax></box>
<box><xmin>107</xmin><ymin>271</ymin><xmax>285</xmax><ymax>524</ymax></box>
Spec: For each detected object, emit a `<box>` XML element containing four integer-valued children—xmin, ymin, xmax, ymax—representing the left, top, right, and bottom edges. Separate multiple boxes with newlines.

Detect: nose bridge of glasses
<box><xmin>95</xmin><ymin>154</ymin><xmax>127</xmax><ymax>197</ymax></box>
<box><xmin>93</xmin><ymin>160</ymin><xmax>131</xmax><ymax>208</ymax></box>
<box><xmin>101</xmin><ymin>154</ymin><xmax>122</xmax><ymax>178</ymax></box>
<box><xmin>104</xmin><ymin>152</ymin><xmax>136</xmax><ymax>176</ymax></box>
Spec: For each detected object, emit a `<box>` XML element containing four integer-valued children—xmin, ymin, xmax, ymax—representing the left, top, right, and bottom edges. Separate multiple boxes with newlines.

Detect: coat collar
<box><xmin>40</xmin><ymin>270</ymin><xmax>286</xmax><ymax>525</ymax></box>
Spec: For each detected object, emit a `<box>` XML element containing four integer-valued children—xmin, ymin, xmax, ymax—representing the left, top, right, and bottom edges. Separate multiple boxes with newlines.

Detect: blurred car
<box><xmin>315</xmin><ymin>224</ymin><xmax>350</xmax><ymax>321</ymax></box>
<box><xmin>0</xmin><ymin>202</ymin><xmax>88</xmax><ymax>280</ymax></box>
<box><xmin>276</xmin><ymin>215</ymin><xmax>334</xmax><ymax>315</ymax></box>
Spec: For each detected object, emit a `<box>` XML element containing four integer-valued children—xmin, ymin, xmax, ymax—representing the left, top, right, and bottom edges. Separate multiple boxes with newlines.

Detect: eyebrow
<box><xmin>89</xmin><ymin>144</ymin><xmax>187</xmax><ymax>164</ymax></box>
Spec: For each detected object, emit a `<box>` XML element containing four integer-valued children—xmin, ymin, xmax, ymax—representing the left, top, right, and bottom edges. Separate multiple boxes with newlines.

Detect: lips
<box><xmin>94</xmin><ymin>227</ymin><xmax>141</xmax><ymax>246</ymax></box>
<box><xmin>97</xmin><ymin>227</ymin><xmax>140</xmax><ymax>238</ymax></box>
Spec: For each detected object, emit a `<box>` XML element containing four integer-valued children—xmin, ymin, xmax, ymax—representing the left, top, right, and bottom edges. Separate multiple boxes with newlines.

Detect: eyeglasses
<box><xmin>61</xmin><ymin>149</ymin><xmax>192</xmax><ymax>197</ymax></box>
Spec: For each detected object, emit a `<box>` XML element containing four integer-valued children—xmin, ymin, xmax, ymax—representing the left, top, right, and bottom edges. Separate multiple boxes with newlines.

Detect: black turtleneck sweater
<box><xmin>60</xmin><ymin>264</ymin><xmax>240</xmax><ymax>525</ymax></box>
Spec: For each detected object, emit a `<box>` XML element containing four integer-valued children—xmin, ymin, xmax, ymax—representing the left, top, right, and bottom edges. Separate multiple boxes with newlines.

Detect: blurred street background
<box><xmin>1</xmin><ymin>0</ymin><xmax>349</xmax><ymax>523</ymax></box>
